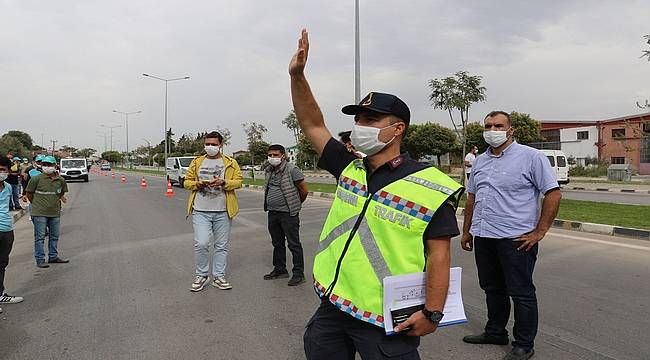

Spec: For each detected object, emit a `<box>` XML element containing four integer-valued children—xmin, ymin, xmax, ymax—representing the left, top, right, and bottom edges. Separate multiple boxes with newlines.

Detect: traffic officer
<box><xmin>289</xmin><ymin>29</ymin><xmax>464</xmax><ymax>359</ymax></box>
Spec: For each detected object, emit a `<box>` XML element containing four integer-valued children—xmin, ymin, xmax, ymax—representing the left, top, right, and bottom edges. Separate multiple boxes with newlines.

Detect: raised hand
<box><xmin>289</xmin><ymin>28</ymin><xmax>309</xmax><ymax>76</ymax></box>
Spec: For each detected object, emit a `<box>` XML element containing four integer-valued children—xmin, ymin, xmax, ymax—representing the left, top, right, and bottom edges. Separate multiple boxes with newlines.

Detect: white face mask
<box><xmin>42</xmin><ymin>166</ymin><xmax>56</xmax><ymax>174</ymax></box>
<box><xmin>205</xmin><ymin>145</ymin><xmax>221</xmax><ymax>156</ymax></box>
<box><xmin>350</xmin><ymin>124</ymin><xmax>397</xmax><ymax>156</ymax></box>
<box><xmin>0</xmin><ymin>172</ymin><xmax>8</xmax><ymax>181</ymax></box>
<box><xmin>483</xmin><ymin>129</ymin><xmax>511</xmax><ymax>148</ymax></box>
<box><xmin>267</xmin><ymin>157</ymin><xmax>283</xmax><ymax>166</ymax></box>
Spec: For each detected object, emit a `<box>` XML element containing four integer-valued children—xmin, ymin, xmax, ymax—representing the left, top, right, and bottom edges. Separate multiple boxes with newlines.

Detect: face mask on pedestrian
<box><xmin>0</xmin><ymin>172</ymin><xmax>8</xmax><ymax>181</ymax></box>
<box><xmin>483</xmin><ymin>128</ymin><xmax>511</xmax><ymax>148</ymax></box>
<box><xmin>42</xmin><ymin>165</ymin><xmax>56</xmax><ymax>174</ymax></box>
<box><xmin>204</xmin><ymin>145</ymin><xmax>221</xmax><ymax>156</ymax></box>
<box><xmin>267</xmin><ymin>157</ymin><xmax>283</xmax><ymax>166</ymax></box>
<box><xmin>350</xmin><ymin>123</ymin><xmax>398</xmax><ymax>156</ymax></box>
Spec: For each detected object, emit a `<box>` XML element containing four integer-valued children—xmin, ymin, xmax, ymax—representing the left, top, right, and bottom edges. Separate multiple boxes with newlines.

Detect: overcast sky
<box><xmin>1</xmin><ymin>0</ymin><xmax>649</xmax><ymax>153</ymax></box>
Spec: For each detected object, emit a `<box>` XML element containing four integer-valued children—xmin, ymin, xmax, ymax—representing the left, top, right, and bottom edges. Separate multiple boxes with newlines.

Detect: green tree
<box><xmin>249</xmin><ymin>140</ymin><xmax>270</xmax><ymax>166</ymax></box>
<box><xmin>402</xmin><ymin>123</ymin><xmax>457</xmax><ymax>166</ymax></box>
<box><xmin>75</xmin><ymin>148</ymin><xmax>97</xmax><ymax>158</ymax></box>
<box><xmin>282</xmin><ymin>110</ymin><xmax>301</xmax><ymax>145</ymax></box>
<box><xmin>464</xmin><ymin>122</ymin><xmax>488</xmax><ymax>152</ymax></box>
<box><xmin>510</xmin><ymin>111</ymin><xmax>542</xmax><ymax>145</ymax></box>
<box><xmin>242</xmin><ymin>122</ymin><xmax>267</xmax><ymax>146</ymax></box>
<box><xmin>429</xmin><ymin>71</ymin><xmax>486</xmax><ymax>181</ymax></box>
<box><xmin>0</xmin><ymin>134</ymin><xmax>27</xmax><ymax>156</ymax></box>
<box><xmin>5</xmin><ymin>131</ymin><xmax>33</xmax><ymax>150</ymax></box>
<box><xmin>297</xmin><ymin>133</ymin><xmax>318</xmax><ymax>170</ymax></box>
<box><xmin>101</xmin><ymin>151</ymin><xmax>123</xmax><ymax>163</ymax></box>
<box><xmin>215</xmin><ymin>127</ymin><xmax>232</xmax><ymax>147</ymax></box>
<box><xmin>235</xmin><ymin>153</ymin><xmax>252</xmax><ymax>166</ymax></box>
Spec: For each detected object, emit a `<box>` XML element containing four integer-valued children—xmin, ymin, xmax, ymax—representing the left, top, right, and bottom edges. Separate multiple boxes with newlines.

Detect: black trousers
<box><xmin>0</xmin><ymin>230</ymin><xmax>15</xmax><ymax>295</ymax></box>
<box><xmin>474</xmin><ymin>236</ymin><xmax>538</xmax><ymax>350</ymax></box>
<box><xmin>267</xmin><ymin>211</ymin><xmax>304</xmax><ymax>276</ymax></box>
<box><xmin>304</xmin><ymin>299</ymin><xmax>421</xmax><ymax>360</ymax></box>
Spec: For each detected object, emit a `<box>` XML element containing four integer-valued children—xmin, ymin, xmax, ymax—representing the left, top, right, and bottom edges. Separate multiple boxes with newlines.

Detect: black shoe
<box><xmin>503</xmin><ymin>347</ymin><xmax>534</xmax><ymax>360</ymax></box>
<box><xmin>288</xmin><ymin>274</ymin><xmax>305</xmax><ymax>286</ymax></box>
<box><xmin>463</xmin><ymin>333</ymin><xmax>509</xmax><ymax>345</ymax></box>
<box><xmin>36</xmin><ymin>263</ymin><xmax>50</xmax><ymax>268</ymax></box>
<box><xmin>48</xmin><ymin>257</ymin><xmax>69</xmax><ymax>264</ymax></box>
<box><xmin>263</xmin><ymin>270</ymin><xmax>289</xmax><ymax>280</ymax></box>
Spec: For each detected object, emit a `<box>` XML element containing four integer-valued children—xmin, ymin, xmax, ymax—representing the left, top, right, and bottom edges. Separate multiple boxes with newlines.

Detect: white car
<box><xmin>60</xmin><ymin>158</ymin><xmax>89</xmax><ymax>182</ymax></box>
<box><xmin>540</xmin><ymin>150</ymin><xmax>569</xmax><ymax>185</ymax></box>
<box><xmin>166</xmin><ymin>156</ymin><xmax>196</xmax><ymax>187</ymax></box>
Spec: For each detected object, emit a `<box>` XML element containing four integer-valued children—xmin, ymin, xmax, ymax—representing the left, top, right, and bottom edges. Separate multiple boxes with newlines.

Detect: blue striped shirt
<box><xmin>467</xmin><ymin>142</ymin><xmax>559</xmax><ymax>238</ymax></box>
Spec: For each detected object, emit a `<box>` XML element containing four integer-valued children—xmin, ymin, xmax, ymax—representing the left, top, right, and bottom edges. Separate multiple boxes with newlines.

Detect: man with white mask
<box><xmin>290</xmin><ymin>29</ymin><xmax>464</xmax><ymax>359</ymax></box>
<box><xmin>184</xmin><ymin>131</ymin><xmax>243</xmax><ymax>292</ymax></box>
<box><xmin>262</xmin><ymin>144</ymin><xmax>308</xmax><ymax>286</ymax></box>
<box><xmin>461</xmin><ymin>111</ymin><xmax>562</xmax><ymax>360</ymax></box>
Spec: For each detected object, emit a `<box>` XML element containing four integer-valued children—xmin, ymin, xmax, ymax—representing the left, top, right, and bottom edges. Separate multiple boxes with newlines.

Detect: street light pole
<box><xmin>96</xmin><ymin>131</ymin><xmax>108</xmax><ymax>153</ymax></box>
<box><xmin>142</xmin><ymin>73</ymin><xmax>189</xmax><ymax>171</ymax></box>
<box><xmin>100</xmin><ymin>124</ymin><xmax>122</xmax><ymax>152</ymax></box>
<box><xmin>113</xmin><ymin>110</ymin><xmax>142</xmax><ymax>167</ymax></box>
<box><xmin>355</xmin><ymin>0</ymin><xmax>361</xmax><ymax>104</ymax></box>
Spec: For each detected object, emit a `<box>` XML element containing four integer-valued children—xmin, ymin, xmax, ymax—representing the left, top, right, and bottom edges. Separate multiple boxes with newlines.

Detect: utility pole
<box><xmin>101</xmin><ymin>124</ymin><xmax>122</xmax><ymax>152</ymax></box>
<box><xmin>354</xmin><ymin>0</ymin><xmax>361</xmax><ymax>104</ymax></box>
<box><xmin>51</xmin><ymin>140</ymin><xmax>58</xmax><ymax>156</ymax></box>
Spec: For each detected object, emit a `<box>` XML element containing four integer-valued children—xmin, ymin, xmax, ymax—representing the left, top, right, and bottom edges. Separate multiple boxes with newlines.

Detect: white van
<box><xmin>60</xmin><ymin>158</ymin><xmax>89</xmax><ymax>182</ymax></box>
<box><xmin>540</xmin><ymin>150</ymin><xmax>569</xmax><ymax>185</ymax></box>
<box><xmin>166</xmin><ymin>156</ymin><xmax>196</xmax><ymax>187</ymax></box>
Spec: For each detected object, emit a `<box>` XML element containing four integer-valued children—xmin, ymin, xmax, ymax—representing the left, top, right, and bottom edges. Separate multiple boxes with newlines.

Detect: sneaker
<box><xmin>212</xmin><ymin>276</ymin><xmax>233</xmax><ymax>290</ymax></box>
<box><xmin>0</xmin><ymin>293</ymin><xmax>24</xmax><ymax>304</ymax></box>
<box><xmin>288</xmin><ymin>274</ymin><xmax>305</xmax><ymax>286</ymax></box>
<box><xmin>190</xmin><ymin>276</ymin><xmax>208</xmax><ymax>292</ymax></box>
<box><xmin>263</xmin><ymin>270</ymin><xmax>289</xmax><ymax>280</ymax></box>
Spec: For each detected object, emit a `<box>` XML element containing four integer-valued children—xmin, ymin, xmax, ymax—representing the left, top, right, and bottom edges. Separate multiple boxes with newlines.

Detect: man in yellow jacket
<box><xmin>184</xmin><ymin>131</ymin><xmax>243</xmax><ymax>292</ymax></box>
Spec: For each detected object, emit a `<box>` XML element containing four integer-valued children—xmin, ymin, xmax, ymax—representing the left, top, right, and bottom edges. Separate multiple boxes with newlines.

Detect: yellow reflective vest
<box><xmin>313</xmin><ymin>159</ymin><xmax>463</xmax><ymax>328</ymax></box>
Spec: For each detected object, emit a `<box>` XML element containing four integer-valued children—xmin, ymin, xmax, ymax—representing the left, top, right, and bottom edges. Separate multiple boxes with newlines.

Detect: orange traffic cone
<box><xmin>111</xmin><ymin>173</ymin><xmax>115</xmax><ymax>179</ymax></box>
<box><xmin>165</xmin><ymin>180</ymin><xmax>175</xmax><ymax>197</ymax></box>
<box><xmin>140</xmin><ymin>177</ymin><xmax>147</xmax><ymax>189</ymax></box>
<box><xmin>120</xmin><ymin>175</ymin><xmax>126</xmax><ymax>183</ymax></box>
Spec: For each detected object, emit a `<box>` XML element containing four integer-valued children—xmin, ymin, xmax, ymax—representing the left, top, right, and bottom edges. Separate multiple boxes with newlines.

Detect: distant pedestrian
<box><xmin>0</xmin><ymin>155</ymin><xmax>24</xmax><ymax>313</ymax></box>
<box><xmin>25</xmin><ymin>155</ymin><xmax>70</xmax><ymax>268</ymax></box>
<box><xmin>6</xmin><ymin>156</ymin><xmax>23</xmax><ymax>211</ymax></box>
<box><xmin>461</xmin><ymin>111</ymin><xmax>562</xmax><ymax>360</ymax></box>
<box><xmin>464</xmin><ymin>146</ymin><xmax>478</xmax><ymax>182</ymax></box>
<box><xmin>184</xmin><ymin>131</ymin><xmax>243</xmax><ymax>292</ymax></box>
<box><xmin>262</xmin><ymin>144</ymin><xmax>308</xmax><ymax>286</ymax></box>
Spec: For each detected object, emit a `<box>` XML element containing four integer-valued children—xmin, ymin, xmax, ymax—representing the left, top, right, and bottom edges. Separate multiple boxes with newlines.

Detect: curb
<box><xmin>565</xmin><ymin>186</ymin><xmax>650</xmax><ymax>194</ymax></box>
<box><xmin>241</xmin><ymin>184</ymin><xmax>650</xmax><ymax>241</ymax></box>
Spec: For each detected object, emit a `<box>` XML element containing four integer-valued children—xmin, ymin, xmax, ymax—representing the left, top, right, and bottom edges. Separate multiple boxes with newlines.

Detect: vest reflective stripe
<box><xmin>314</xmin><ymin>279</ymin><xmax>385</xmax><ymax>325</ymax></box>
<box><xmin>403</xmin><ymin>175</ymin><xmax>457</xmax><ymax>196</ymax></box>
<box><xmin>316</xmin><ymin>215</ymin><xmax>359</xmax><ymax>254</ymax></box>
<box><xmin>35</xmin><ymin>190</ymin><xmax>57</xmax><ymax>195</ymax></box>
<box><xmin>372</xmin><ymin>190</ymin><xmax>436</xmax><ymax>222</ymax></box>
<box><xmin>357</xmin><ymin>219</ymin><xmax>392</xmax><ymax>281</ymax></box>
<box><xmin>339</xmin><ymin>176</ymin><xmax>368</xmax><ymax>197</ymax></box>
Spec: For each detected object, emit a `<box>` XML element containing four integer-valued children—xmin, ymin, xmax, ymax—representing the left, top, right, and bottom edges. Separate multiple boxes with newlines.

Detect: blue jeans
<box><xmin>33</xmin><ymin>216</ymin><xmax>61</xmax><ymax>264</ymax></box>
<box><xmin>9</xmin><ymin>183</ymin><xmax>21</xmax><ymax>210</ymax></box>
<box><xmin>192</xmin><ymin>211</ymin><xmax>232</xmax><ymax>278</ymax></box>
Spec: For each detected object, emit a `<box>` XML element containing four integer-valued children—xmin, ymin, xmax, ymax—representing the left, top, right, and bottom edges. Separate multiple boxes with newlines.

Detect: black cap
<box><xmin>341</xmin><ymin>92</ymin><xmax>410</xmax><ymax>123</ymax></box>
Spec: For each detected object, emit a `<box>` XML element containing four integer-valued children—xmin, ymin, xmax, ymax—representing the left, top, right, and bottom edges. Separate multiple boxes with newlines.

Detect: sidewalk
<box><xmin>564</xmin><ymin>181</ymin><xmax>650</xmax><ymax>194</ymax></box>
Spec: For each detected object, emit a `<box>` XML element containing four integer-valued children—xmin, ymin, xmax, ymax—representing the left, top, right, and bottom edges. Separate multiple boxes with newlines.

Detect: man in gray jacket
<box><xmin>263</xmin><ymin>144</ymin><xmax>309</xmax><ymax>286</ymax></box>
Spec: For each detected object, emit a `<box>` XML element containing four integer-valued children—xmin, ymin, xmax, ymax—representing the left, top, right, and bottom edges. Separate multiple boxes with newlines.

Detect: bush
<box><xmin>568</xmin><ymin>164</ymin><xmax>608</xmax><ymax>177</ymax></box>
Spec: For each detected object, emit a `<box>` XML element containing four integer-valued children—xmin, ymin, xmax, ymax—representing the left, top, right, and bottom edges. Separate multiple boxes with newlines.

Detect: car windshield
<box><xmin>179</xmin><ymin>158</ymin><xmax>194</xmax><ymax>167</ymax></box>
<box><xmin>61</xmin><ymin>160</ymin><xmax>86</xmax><ymax>168</ymax></box>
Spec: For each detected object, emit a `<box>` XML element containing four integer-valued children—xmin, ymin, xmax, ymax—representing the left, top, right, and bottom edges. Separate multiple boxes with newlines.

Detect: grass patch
<box><xmin>557</xmin><ymin>199</ymin><xmax>650</xmax><ymax>230</ymax></box>
<box><xmin>113</xmin><ymin>167</ymin><xmax>165</xmax><ymax>176</ymax></box>
<box><xmin>569</xmin><ymin>179</ymin><xmax>650</xmax><ymax>185</ymax></box>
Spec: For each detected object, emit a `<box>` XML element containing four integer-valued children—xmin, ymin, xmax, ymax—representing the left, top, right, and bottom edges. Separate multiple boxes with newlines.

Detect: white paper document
<box><xmin>383</xmin><ymin>267</ymin><xmax>467</xmax><ymax>335</ymax></box>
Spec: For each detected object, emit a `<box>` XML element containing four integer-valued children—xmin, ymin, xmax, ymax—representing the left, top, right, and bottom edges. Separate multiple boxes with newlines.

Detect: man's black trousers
<box><xmin>0</xmin><ymin>230</ymin><xmax>15</xmax><ymax>295</ymax></box>
<box><xmin>474</xmin><ymin>236</ymin><xmax>538</xmax><ymax>351</ymax></box>
<box><xmin>304</xmin><ymin>299</ymin><xmax>421</xmax><ymax>359</ymax></box>
<box><xmin>267</xmin><ymin>211</ymin><xmax>304</xmax><ymax>276</ymax></box>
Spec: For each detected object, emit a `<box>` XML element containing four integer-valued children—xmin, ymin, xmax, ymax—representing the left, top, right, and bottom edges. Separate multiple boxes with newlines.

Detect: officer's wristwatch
<box><xmin>421</xmin><ymin>308</ymin><xmax>444</xmax><ymax>324</ymax></box>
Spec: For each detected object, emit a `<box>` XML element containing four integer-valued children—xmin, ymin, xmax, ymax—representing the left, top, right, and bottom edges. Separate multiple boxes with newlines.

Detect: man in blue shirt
<box><xmin>461</xmin><ymin>111</ymin><xmax>562</xmax><ymax>360</ymax></box>
<box><xmin>0</xmin><ymin>155</ymin><xmax>25</xmax><ymax>314</ymax></box>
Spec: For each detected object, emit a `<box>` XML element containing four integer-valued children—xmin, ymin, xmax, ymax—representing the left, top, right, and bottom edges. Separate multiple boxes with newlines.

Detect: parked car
<box><xmin>540</xmin><ymin>150</ymin><xmax>569</xmax><ymax>185</ymax></box>
<box><xmin>166</xmin><ymin>156</ymin><xmax>196</xmax><ymax>187</ymax></box>
<box><xmin>60</xmin><ymin>158</ymin><xmax>89</xmax><ymax>182</ymax></box>
<box><xmin>100</xmin><ymin>163</ymin><xmax>112</xmax><ymax>171</ymax></box>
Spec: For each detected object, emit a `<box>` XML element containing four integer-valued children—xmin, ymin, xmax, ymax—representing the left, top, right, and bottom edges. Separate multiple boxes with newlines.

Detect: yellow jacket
<box><xmin>184</xmin><ymin>154</ymin><xmax>243</xmax><ymax>218</ymax></box>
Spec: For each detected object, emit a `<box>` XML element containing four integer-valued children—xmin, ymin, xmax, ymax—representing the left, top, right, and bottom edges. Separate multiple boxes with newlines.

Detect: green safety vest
<box><xmin>313</xmin><ymin>159</ymin><xmax>463</xmax><ymax>328</ymax></box>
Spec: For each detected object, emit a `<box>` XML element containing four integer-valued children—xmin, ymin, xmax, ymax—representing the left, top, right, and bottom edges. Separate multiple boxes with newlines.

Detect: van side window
<box><xmin>557</xmin><ymin>156</ymin><xmax>566</xmax><ymax>167</ymax></box>
<box><xmin>546</xmin><ymin>156</ymin><xmax>555</xmax><ymax>167</ymax></box>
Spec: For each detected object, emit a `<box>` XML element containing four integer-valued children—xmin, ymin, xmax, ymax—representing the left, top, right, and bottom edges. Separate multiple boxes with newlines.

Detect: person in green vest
<box><xmin>289</xmin><ymin>29</ymin><xmax>464</xmax><ymax>359</ymax></box>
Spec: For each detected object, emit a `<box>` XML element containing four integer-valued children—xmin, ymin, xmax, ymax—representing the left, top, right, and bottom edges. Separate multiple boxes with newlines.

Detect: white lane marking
<box><xmin>547</xmin><ymin>233</ymin><xmax>650</xmax><ymax>251</ymax></box>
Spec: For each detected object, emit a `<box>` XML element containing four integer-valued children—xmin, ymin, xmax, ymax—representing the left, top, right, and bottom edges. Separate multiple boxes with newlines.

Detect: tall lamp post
<box><xmin>355</xmin><ymin>0</ymin><xmax>361</xmax><ymax>104</ymax></box>
<box><xmin>142</xmin><ymin>73</ymin><xmax>189</xmax><ymax>171</ymax></box>
<box><xmin>100</xmin><ymin>124</ymin><xmax>122</xmax><ymax>152</ymax></box>
<box><xmin>113</xmin><ymin>110</ymin><xmax>142</xmax><ymax>167</ymax></box>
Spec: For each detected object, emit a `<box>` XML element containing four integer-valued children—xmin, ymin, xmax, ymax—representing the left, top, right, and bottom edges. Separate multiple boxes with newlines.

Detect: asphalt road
<box><xmin>1</xmin><ymin>172</ymin><xmax>649</xmax><ymax>360</ymax></box>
